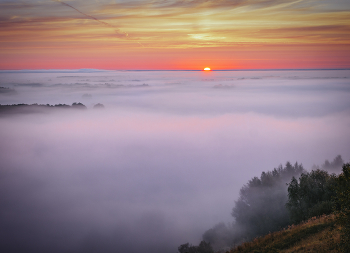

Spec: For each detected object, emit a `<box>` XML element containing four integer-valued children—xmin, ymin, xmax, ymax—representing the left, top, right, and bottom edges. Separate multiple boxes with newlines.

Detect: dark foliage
<box><xmin>54</xmin><ymin>103</ymin><xmax>71</xmax><ymax>108</ymax></box>
<box><xmin>72</xmin><ymin>102</ymin><xmax>87</xmax><ymax>109</ymax></box>
<box><xmin>286</xmin><ymin>169</ymin><xmax>337</xmax><ymax>224</ymax></box>
<box><xmin>178</xmin><ymin>241</ymin><xmax>214</xmax><ymax>253</ymax></box>
<box><xmin>334</xmin><ymin>163</ymin><xmax>350</xmax><ymax>252</ymax></box>
<box><xmin>0</xmin><ymin>103</ymin><xmax>87</xmax><ymax>115</ymax></box>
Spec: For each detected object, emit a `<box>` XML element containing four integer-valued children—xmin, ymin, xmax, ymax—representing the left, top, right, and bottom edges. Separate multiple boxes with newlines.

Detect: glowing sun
<box><xmin>204</xmin><ymin>67</ymin><xmax>211</xmax><ymax>71</ymax></box>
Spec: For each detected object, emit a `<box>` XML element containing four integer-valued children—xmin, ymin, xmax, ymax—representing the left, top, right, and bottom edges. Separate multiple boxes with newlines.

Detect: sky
<box><xmin>0</xmin><ymin>0</ymin><xmax>350</xmax><ymax>70</ymax></box>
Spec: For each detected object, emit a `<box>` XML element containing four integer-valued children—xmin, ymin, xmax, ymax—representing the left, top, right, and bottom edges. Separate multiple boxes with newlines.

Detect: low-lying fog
<box><xmin>0</xmin><ymin>70</ymin><xmax>350</xmax><ymax>252</ymax></box>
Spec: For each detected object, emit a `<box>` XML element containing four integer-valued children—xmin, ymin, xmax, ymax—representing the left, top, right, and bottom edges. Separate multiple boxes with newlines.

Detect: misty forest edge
<box><xmin>178</xmin><ymin>156</ymin><xmax>350</xmax><ymax>253</ymax></box>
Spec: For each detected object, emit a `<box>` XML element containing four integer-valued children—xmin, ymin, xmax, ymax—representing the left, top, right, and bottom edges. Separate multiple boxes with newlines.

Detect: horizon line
<box><xmin>1</xmin><ymin>68</ymin><xmax>350</xmax><ymax>73</ymax></box>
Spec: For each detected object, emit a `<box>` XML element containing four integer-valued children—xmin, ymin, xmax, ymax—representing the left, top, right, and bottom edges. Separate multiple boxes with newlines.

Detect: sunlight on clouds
<box><xmin>0</xmin><ymin>0</ymin><xmax>350</xmax><ymax>68</ymax></box>
<box><xmin>188</xmin><ymin>34</ymin><xmax>226</xmax><ymax>41</ymax></box>
<box><xmin>1</xmin><ymin>0</ymin><xmax>349</xmax><ymax>47</ymax></box>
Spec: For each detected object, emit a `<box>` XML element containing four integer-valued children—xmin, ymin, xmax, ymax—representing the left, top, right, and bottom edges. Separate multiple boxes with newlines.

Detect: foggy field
<box><xmin>0</xmin><ymin>70</ymin><xmax>350</xmax><ymax>253</ymax></box>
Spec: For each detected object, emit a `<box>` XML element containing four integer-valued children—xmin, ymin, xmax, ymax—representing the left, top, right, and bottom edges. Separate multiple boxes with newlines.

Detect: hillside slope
<box><xmin>229</xmin><ymin>214</ymin><xmax>341</xmax><ymax>253</ymax></box>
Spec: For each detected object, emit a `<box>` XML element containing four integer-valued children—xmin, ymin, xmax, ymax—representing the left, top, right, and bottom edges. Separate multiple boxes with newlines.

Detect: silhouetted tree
<box><xmin>322</xmin><ymin>155</ymin><xmax>344</xmax><ymax>173</ymax></box>
<box><xmin>312</xmin><ymin>155</ymin><xmax>344</xmax><ymax>174</ymax></box>
<box><xmin>72</xmin><ymin>102</ymin><xmax>87</xmax><ymax>109</ymax></box>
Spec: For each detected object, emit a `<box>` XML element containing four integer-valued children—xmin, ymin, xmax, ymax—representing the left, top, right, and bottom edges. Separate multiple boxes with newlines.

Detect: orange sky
<box><xmin>1</xmin><ymin>0</ymin><xmax>350</xmax><ymax>70</ymax></box>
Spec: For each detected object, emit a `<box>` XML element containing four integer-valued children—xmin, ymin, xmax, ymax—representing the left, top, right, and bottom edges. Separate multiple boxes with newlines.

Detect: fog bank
<box><xmin>0</xmin><ymin>70</ymin><xmax>350</xmax><ymax>252</ymax></box>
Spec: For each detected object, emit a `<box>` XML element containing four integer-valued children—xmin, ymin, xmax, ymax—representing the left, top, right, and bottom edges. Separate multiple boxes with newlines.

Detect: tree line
<box><xmin>0</xmin><ymin>102</ymin><xmax>105</xmax><ymax>115</ymax></box>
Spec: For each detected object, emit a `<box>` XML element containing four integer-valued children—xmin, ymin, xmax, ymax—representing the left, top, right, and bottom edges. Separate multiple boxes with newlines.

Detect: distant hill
<box><xmin>229</xmin><ymin>214</ymin><xmax>340</xmax><ymax>253</ymax></box>
<box><xmin>0</xmin><ymin>103</ymin><xmax>88</xmax><ymax>115</ymax></box>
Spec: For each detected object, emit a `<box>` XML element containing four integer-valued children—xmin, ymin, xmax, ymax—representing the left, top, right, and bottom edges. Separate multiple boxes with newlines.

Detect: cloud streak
<box><xmin>52</xmin><ymin>0</ymin><xmax>128</xmax><ymax>38</ymax></box>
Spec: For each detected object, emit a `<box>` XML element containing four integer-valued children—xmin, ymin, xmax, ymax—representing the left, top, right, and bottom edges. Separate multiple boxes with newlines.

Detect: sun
<box><xmin>203</xmin><ymin>67</ymin><xmax>211</xmax><ymax>71</ymax></box>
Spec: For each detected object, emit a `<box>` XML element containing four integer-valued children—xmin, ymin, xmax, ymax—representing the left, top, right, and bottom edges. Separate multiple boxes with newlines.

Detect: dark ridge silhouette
<box><xmin>71</xmin><ymin>102</ymin><xmax>87</xmax><ymax>109</ymax></box>
<box><xmin>0</xmin><ymin>103</ymin><xmax>87</xmax><ymax>115</ymax></box>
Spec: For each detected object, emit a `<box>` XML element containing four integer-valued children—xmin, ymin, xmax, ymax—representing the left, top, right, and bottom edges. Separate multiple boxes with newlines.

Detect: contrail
<box><xmin>52</xmin><ymin>0</ymin><xmax>128</xmax><ymax>38</ymax></box>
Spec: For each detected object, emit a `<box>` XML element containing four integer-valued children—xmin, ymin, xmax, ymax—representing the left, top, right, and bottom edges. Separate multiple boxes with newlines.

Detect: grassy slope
<box><xmin>229</xmin><ymin>214</ymin><xmax>341</xmax><ymax>253</ymax></box>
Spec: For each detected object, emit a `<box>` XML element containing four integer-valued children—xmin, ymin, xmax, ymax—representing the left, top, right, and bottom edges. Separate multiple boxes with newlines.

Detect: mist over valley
<box><xmin>1</xmin><ymin>70</ymin><xmax>350</xmax><ymax>253</ymax></box>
